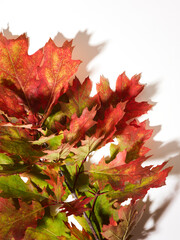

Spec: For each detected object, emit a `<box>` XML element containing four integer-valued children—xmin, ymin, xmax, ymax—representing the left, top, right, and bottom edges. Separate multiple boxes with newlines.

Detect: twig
<box><xmin>59</xmin><ymin>169</ymin><xmax>100</xmax><ymax>240</ymax></box>
<box><xmin>73</xmin><ymin>157</ymin><xmax>86</xmax><ymax>190</ymax></box>
<box><xmin>89</xmin><ymin>191</ymin><xmax>100</xmax><ymax>219</ymax></box>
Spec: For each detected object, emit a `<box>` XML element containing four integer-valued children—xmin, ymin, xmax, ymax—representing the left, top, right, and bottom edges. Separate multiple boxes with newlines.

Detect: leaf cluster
<box><xmin>0</xmin><ymin>34</ymin><xmax>172</xmax><ymax>240</ymax></box>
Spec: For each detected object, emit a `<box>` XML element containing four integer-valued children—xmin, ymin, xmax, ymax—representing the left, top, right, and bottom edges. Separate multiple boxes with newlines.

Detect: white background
<box><xmin>0</xmin><ymin>0</ymin><xmax>180</xmax><ymax>239</ymax></box>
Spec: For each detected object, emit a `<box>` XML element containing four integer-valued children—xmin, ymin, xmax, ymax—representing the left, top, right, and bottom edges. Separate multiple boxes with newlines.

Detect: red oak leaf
<box><xmin>115</xmin><ymin>72</ymin><xmax>144</xmax><ymax>101</ymax></box>
<box><xmin>0</xmin><ymin>197</ymin><xmax>44</xmax><ymax>240</ymax></box>
<box><xmin>115</xmin><ymin>73</ymin><xmax>153</xmax><ymax>127</ymax></box>
<box><xmin>43</xmin><ymin>167</ymin><xmax>65</xmax><ymax>203</ymax></box>
<box><xmin>96</xmin><ymin>76</ymin><xmax>113</xmax><ymax>103</ymax></box>
<box><xmin>65</xmin><ymin>222</ymin><xmax>93</xmax><ymax>240</ymax></box>
<box><xmin>122</xmin><ymin>99</ymin><xmax>152</xmax><ymax>122</ymax></box>
<box><xmin>95</xmin><ymin>103</ymin><xmax>125</xmax><ymax>146</ymax></box>
<box><xmin>96</xmin><ymin>73</ymin><xmax>152</xmax><ymax>128</ymax></box>
<box><xmin>90</xmin><ymin>150</ymin><xmax>172</xmax><ymax>201</ymax></box>
<box><xmin>37</xmin><ymin>39</ymin><xmax>81</xmax><ymax>120</ymax></box>
<box><xmin>0</xmin><ymin>34</ymin><xmax>81</xmax><ymax>125</ymax></box>
<box><xmin>62</xmin><ymin>196</ymin><xmax>92</xmax><ymax>216</ymax></box>
<box><xmin>63</xmin><ymin>107</ymin><xmax>97</xmax><ymax>145</ymax></box>
<box><xmin>0</xmin><ymin>86</ymin><xmax>27</xmax><ymax>119</ymax></box>
<box><xmin>112</xmin><ymin>120</ymin><xmax>153</xmax><ymax>163</ymax></box>
<box><xmin>60</xmin><ymin>76</ymin><xmax>97</xmax><ymax>118</ymax></box>
<box><xmin>0</xmin><ymin>34</ymin><xmax>43</xmax><ymax>123</ymax></box>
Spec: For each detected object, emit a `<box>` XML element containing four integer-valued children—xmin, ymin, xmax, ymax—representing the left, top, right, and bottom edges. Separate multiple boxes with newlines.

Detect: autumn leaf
<box><xmin>107</xmin><ymin>163</ymin><xmax>172</xmax><ymax>203</ymax></box>
<box><xmin>90</xmin><ymin>151</ymin><xmax>172</xmax><ymax>202</ymax></box>
<box><xmin>62</xmin><ymin>196</ymin><xmax>92</xmax><ymax>216</ymax></box>
<box><xmin>43</xmin><ymin>167</ymin><xmax>65</xmax><ymax>203</ymax></box>
<box><xmin>95</xmin><ymin>103</ymin><xmax>125</xmax><ymax>146</ymax></box>
<box><xmin>37</xmin><ymin>39</ymin><xmax>81</xmax><ymax>120</ymax></box>
<box><xmin>24</xmin><ymin>211</ymin><xmax>71</xmax><ymax>240</ymax></box>
<box><xmin>43</xmin><ymin>143</ymin><xmax>72</xmax><ymax>164</ymax></box>
<box><xmin>122</xmin><ymin>99</ymin><xmax>152</xmax><ymax>122</ymax></box>
<box><xmin>71</xmin><ymin>136</ymin><xmax>104</xmax><ymax>161</ymax></box>
<box><xmin>115</xmin><ymin>72</ymin><xmax>144</xmax><ymax>101</ymax></box>
<box><xmin>0</xmin><ymin>86</ymin><xmax>27</xmax><ymax>120</ymax></box>
<box><xmin>0</xmin><ymin>34</ymin><xmax>43</xmax><ymax>123</ymax></box>
<box><xmin>96</xmin><ymin>72</ymin><xmax>152</xmax><ymax>126</ymax></box>
<box><xmin>101</xmin><ymin>201</ymin><xmax>145</xmax><ymax>240</ymax></box>
<box><xmin>111</xmin><ymin>120</ymin><xmax>153</xmax><ymax>163</ymax></box>
<box><xmin>44</xmin><ymin>110</ymin><xmax>68</xmax><ymax>133</ymax></box>
<box><xmin>0</xmin><ymin>175</ymin><xmax>46</xmax><ymax>202</ymax></box>
<box><xmin>0</xmin><ymin>34</ymin><xmax>81</xmax><ymax>125</ymax></box>
<box><xmin>32</xmin><ymin>133</ymin><xmax>63</xmax><ymax>149</ymax></box>
<box><xmin>66</xmin><ymin>222</ymin><xmax>93</xmax><ymax>240</ymax></box>
<box><xmin>63</xmin><ymin>107</ymin><xmax>97</xmax><ymax>145</ymax></box>
<box><xmin>96</xmin><ymin>76</ymin><xmax>113</xmax><ymax>103</ymax></box>
<box><xmin>60</xmin><ymin>77</ymin><xmax>95</xmax><ymax>118</ymax></box>
<box><xmin>0</xmin><ymin>197</ymin><xmax>44</xmax><ymax>240</ymax></box>
<box><xmin>0</xmin><ymin>126</ymin><xmax>44</xmax><ymax>169</ymax></box>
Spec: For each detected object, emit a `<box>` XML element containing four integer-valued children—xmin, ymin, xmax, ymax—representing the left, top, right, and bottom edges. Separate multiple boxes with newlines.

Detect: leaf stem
<box><xmin>59</xmin><ymin>169</ymin><xmax>100</xmax><ymax>240</ymax></box>
<box><xmin>73</xmin><ymin>157</ymin><xmax>87</xmax><ymax>190</ymax></box>
<box><xmin>89</xmin><ymin>191</ymin><xmax>99</xmax><ymax>219</ymax></box>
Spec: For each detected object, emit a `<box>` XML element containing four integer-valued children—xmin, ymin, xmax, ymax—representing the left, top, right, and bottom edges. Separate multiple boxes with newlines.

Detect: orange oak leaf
<box><xmin>43</xmin><ymin>167</ymin><xmax>65</xmax><ymax>203</ymax></box>
<box><xmin>90</xmin><ymin>150</ymin><xmax>172</xmax><ymax>201</ymax></box>
<box><xmin>0</xmin><ymin>197</ymin><xmax>44</xmax><ymax>240</ymax></box>
<box><xmin>115</xmin><ymin>72</ymin><xmax>144</xmax><ymax>101</ymax></box>
<box><xmin>61</xmin><ymin>196</ymin><xmax>92</xmax><ymax>216</ymax></box>
<box><xmin>63</xmin><ymin>107</ymin><xmax>97</xmax><ymax>145</ymax></box>
<box><xmin>0</xmin><ymin>34</ymin><xmax>43</xmax><ymax>123</ymax></box>
<box><xmin>96</xmin><ymin>76</ymin><xmax>113</xmax><ymax>103</ymax></box>
<box><xmin>95</xmin><ymin>103</ymin><xmax>125</xmax><ymax>146</ymax></box>
<box><xmin>37</xmin><ymin>39</ymin><xmax>81</xmax><ymax>121</ymax></box>
<box><xmin>96</xmin><ymin>73</ymin><xmax>152</xmax><ymax>127</ymax></box>
<box><xmin>60</xmin><ymin>76</ymin><xmax>96</xmax><ymax>118</ymax></box>
<box><xmin>65</xmin><ymin>222</ymin><xmax>93</xmax><ymax>240</ymax></box>
<box><xmin>0</xmin><ymin>86</ymin><xmax>27</xmax><ymax>119</ymax></box>
<box><xmin>0</xmin><ymin>34</ymin><xmax>81</xmax><ymax>125</ymax></box>
<box><xmin>112</xmin><ymin>120</ymin><xmax>153</xmax><ymax>163</ymax></box>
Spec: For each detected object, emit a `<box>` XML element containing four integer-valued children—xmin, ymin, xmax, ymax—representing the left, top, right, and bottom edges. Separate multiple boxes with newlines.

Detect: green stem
<box><xmin>73</xmin><ymin>157</ymin><xmax>86</xmax><ymax>190</ymax></box>
<box><xmin>89</xmin><ymin>191</ymin><xmax>99</xmax><ymax>219</ymax></box>
<box><xmin>59</xmin><ymin>170</ymin><xmax>100</xmax><ymax>240</ymax></box>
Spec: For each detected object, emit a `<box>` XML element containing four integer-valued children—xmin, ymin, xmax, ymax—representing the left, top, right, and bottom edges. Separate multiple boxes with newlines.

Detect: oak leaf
<box><xmin>37</xmin><ymin>39</ymin><xmax>81</xmax><ymax>118</ymax></box>
<box><xmin>0</xmin><ymin>197</ymin><xmax>44</xmax><ymax>240</ymax></box>
<box><xmin>111</xmin><ymin>120</ymin><xmax>153</xmax><ymax>163</ymax></box>
<box><xmin>66</xmin><ymin>222</ymin><xmax>93</xmax><ymax>240</ymax></box>
<box><xmin>102</xmin><ymin>201</ymin><xmax>145</xmax><ymax>240</ymax></box>
<box><xmin>90</xmin><ymin>151</ymin><xmax>172</xmax><ymax>202</ymax></box>
<box><xmin>60</xmin><ymin>77</ymin><xmax>95</xmax><ymax>118</ymax></box>
<box><xmin>63</xmin><ymin>107</ymin><xmax>97</xmax><ymax>145</ymax></box>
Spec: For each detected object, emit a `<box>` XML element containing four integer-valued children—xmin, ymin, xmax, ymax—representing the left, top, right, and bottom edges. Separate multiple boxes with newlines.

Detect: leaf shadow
<box><xmin>132</xmin><ymin>80</ymin><xmax>180</xmax><ymax>239</ymax></box>
<box><xmin>136</xmin><ymin>79</ymin><xmax>180</xmax><ymax>175</ymax></box>
<box><xmin>2</xmin><ymin>26</ymin><xmax>20</xmax><ymax>39</ymax></box>
<box><xmin>131</xmin><ymin>186</ymin><xmax>179</xmax><ymax>240</ymax></box>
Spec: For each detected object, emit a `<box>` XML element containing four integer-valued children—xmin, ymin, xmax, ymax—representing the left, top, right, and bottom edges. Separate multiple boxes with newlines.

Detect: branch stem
<box><xmin>59</xmin><ymin>169</ymin><xmax>100</xmax><ymax>240</ymax></box>
<box><xmin>73</xmin><ymin>157</ymin><xmax>86</xmax><ymax>190</ymax></box>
